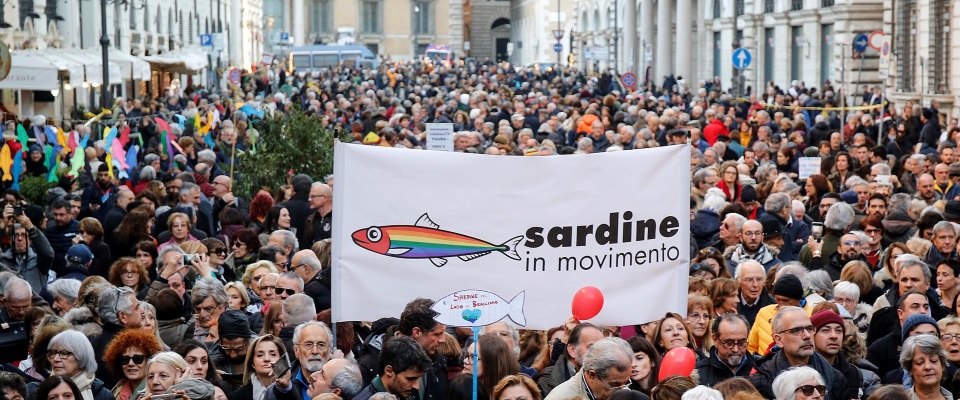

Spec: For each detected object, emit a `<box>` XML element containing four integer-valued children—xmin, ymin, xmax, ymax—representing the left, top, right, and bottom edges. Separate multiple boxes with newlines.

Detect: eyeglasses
<box><xmin>597</xmin><ymin>374</ymin><xmax>632</xmax><ymax>392</ymax></box>
<box><xmin>46</xmin><ymin>350</ymin><xmax>74</xmax><ymax>360</ymax></box>
<box><xmin>843</xmin><ymin>240</ymin><xmax>861</xmax><ymax>247</ymax></box>
<box><xmin>78</xmin><ymin>230</ymin><xmax>86</xmax><ymax>234</ymax></box>
<box><xmin>121</xmin><ymin>355</ymin><xmax>146</xmax><ymax>365</ymax></box>
<box><xmin>795</xmin><ymin>385</ymin><xmax>826</xmax><ymax>397</ymax></box>
<box><xmin>719</xmin><ymin>339</ymin><xmax>748</xmax><ymax>349</ymax></box>
<box><xmin>742</xmin><ymin>231</ymin><xmax>763</xmax><ymax>238</ymax></box>
<box><xmin>260</xmin><ymin>285</ymin><xmax>276</xmax><ymax>292</ymax></box>
<box><xmin>687</xmin><ymin>313</ymin><xmax>710</xmax><ymax>321</ymax></box>
<box><xmin>274</xmin><ymin>287</ymin><xmax>297</xmax><ymax>296</ymax></box>
<box><xmin>195</xmin><ymin>304</ymin><xmax>219</xmax><ymax>315</ymax></box>
<box><xmin>122</xmin><ymin>270</ymin><xmax>138</xmax><ymax>276</ymax></box>
<box><xmin>299</xmin><ymin>341</ymin><xmax>328</xmax><ymax>352</ymax></box>
<box><xmin>290</xmin><ymin>263</ymin><xmax>308</xmax><ymax>272</ymax></box>
<box><xmin>307</xmin><ymin>194</ymin><xmax>327</xmax><ymax>200</ymax></box>
<box><xmin>209</xmin><ymin>249</ymin><xmax>227</xmax><ymax>257</ymax></box>
<box><xmin>943</xmin><ymin>334</ymin><xmax>960</xmax><ymax>342</ymax></box>
<box><xmin>778</xmin><ymin>325</ymin><xmax>816</xmax><ymax>336</ymax></box>
<box><xmin>221</xmin><ymin>342</ymin><xmax>248</xmax><ymax>352</ymax></box>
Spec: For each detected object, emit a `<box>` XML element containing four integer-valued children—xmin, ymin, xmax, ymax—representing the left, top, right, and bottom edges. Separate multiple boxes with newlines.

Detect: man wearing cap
<box><xmin>740</xmin><ymin>186</ymin><xmax>762</xmax><ymax>219</ymax></box>
<box><xmin>58</xmin><ymin>244</ymin><xmax>94</xmax><ymax>281</ymax></box>
<box><xmin>748</xmin><ymin>306</ymin><xmax>847</xmax><ymax>400</ymax></box>
<box><xmin>210</xmin><ymin>310</ymin><xmax>255</xmax><ymax>389</ymax></box>
<box><xmin>723</xmin><ymin>220</ymin><xmax>780</xmax><ymax>274</ymax></box>
<box><xmin>878</xmin><ymin>313</ymin><xmax>942</xmax><ymax>384</ymax></box>
<box><xmin>747</xmin><ymin>274</ymin><xmax>810</xmax><ymax>355</ymax></box>
<box><xmin>867</xmin><ymin>291</ymin><xmax>931</xmax><ymax>377</ymax></box>
<box><xmin>809</xmin><ymin>233</ymin><xmax>867</xmax><ymax>281</ymax></box>
<box><xmin>759</xmin><ymin>219</ymin><xmax>784</xmax><ymax>260</ymax></box>
<box><xmin>811</xmin><ymin>310</ymin><xmax>866</xmax><ymax>399</ymax></box>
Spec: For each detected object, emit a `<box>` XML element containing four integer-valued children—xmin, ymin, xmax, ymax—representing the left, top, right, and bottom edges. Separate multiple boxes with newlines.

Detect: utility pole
<box><xmin>731</xmin><ymin>3</ymin><xmax>740</xmax><ymax>98</ymax></box>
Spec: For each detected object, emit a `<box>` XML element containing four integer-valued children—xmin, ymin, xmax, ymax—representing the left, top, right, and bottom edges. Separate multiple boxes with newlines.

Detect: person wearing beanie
<box><xmin>811</xmin><ymin>310</ymin><xmax>865</xmax><ymax>399</ymax></box>
<box><xmin>748</xmin><ymin>306</ymin><xmax>847</xmax><ymax>400</ymax></box>
<box><xmin>868</xmin><ymin>291</ymin><xmax>932</xmax><ymax>378</ymax></box>
<box><xmin>747</xmin><ymin>274</ymin><xmax>808</xmax><ymax>356</ymax></box>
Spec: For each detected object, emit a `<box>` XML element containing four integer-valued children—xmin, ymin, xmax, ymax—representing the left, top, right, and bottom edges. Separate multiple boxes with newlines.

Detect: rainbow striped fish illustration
<box><xmin>352</xmin><ymin>213</ymin><xmax>523</xmax><ymax>267</ymax></box>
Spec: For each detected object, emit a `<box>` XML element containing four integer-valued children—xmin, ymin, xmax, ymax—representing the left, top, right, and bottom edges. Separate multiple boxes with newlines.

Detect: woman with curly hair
<box><xmin>112</xmin><ymin>209</ymin><xmax>156</xmax><ymax>259</ymax></box>
<box><xmin>108</xmin><ymin>258</ymin><xmax>150</xmax><ymax>294</ymax></box>
<box><xmin>104</xmin><ymin>329</ymin><xmax>163</xmax><ymax>400</ymax></box>
<box><xmin>248</xmin><ymin>191</ymin><xmax>275</xmax><ymax>231</ymax></box>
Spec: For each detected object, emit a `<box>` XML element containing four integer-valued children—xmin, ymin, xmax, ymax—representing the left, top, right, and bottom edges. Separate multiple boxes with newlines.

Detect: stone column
<box><xmin>655</xmin><ymin>0</ymin><xmax>672</xmax><ymax>81</ymax></box>
<box><xmin>674</xmin><ymin>0</ymin><xmax>690</xmax><ymax>80</ymax></box>
<box><xmin>624</xmin><ymin>0</ymin><xmax>637</xmax><ymax>74</ymax></box>
<box><xmin>230</xmin><ymin>0</ymin><xmax>243</xmax><ymax>66</ymax></box>
<box><xmin>291</xmin><ymin>0</ymin><xmax>303</xmax><ymax>44</ymax></box>
<box><xmin>639</xmin><ymin>0</ymin><xmax>654</xmax><ymax>80</ymax></box>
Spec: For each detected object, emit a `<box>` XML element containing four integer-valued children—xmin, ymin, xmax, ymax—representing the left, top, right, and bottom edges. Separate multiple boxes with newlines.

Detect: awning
<box><xmin>58</xmin><ymin>51</ymin><xmax>122</xmax><ymax>85</ymax></box>
<box><xmin>141</xmin><ymin>47</ymin><xmax>209</xmax><ymax>74</ymax></box>
<box><xmin>0</xmin><ymin>52</ymin><xmax>58</xmax><ymax>91</ymax></box>
<box><xmin>30</xmin><ymin>50</ymin><xmax>84</xmax><ymax>87</ymax></box>
<box><xmin>109</xmin><ymin>48</ymin><xmax>151</xmax><ymax>81</ymax></box>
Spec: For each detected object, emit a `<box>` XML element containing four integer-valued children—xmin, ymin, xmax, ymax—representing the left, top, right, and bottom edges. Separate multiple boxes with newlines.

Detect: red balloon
<box><xmin>571</xmin><ymin>286</ymin><xmax>604</xmax><ymax>320</ymax></box>
<box><xmin>657</xmin><ymin>347</ymin><xmax>697</xmax><ymax>381</ymax></box>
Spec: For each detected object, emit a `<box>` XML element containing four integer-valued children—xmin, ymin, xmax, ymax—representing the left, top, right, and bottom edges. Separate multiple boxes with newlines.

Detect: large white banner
<box><xmin>331</xmin><ymin>143</ymin><xmax>691</xmax><ymax>329</ymax></box>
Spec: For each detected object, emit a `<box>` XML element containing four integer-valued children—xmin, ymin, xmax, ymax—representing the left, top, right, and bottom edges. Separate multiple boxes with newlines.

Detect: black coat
<box><xmin>749</xmin><ymin>350</ymin><xmax>847</xmax><ymax>400</ymax></box>
<box><xmin>832</xmin><ymin>354</ymin><xmax>864</xmax><ymax>400</ymax></box>
<box><xmin>303</xmin><ymin>269</ymin><xmax>331</xmax><ymax>312</ymax></box>
<box><xmin>695</xmin><ymin>347</ymin><xmax>755</xmax><ymax>387</ymax></box>
<box><xmin>867</xmin><ymin>330</ymin><xmax>903</xmax><ymax>379</ymax></box>
<box><xmin>737</xmin><ymin>289</ymin><xmax>775</xmax><ymax>328</ymax></box>
<box><xmin>278</xmin><ymin>195</ymin><xmax>312</xmax><ymax>235</ymax></box>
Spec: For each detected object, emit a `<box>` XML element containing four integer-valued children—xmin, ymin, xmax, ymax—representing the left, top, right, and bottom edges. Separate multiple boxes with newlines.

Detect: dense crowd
<box><xmin>0</xmin><ymin>58</ymin><xmax>952</xmax><ymax>400</ymax></box>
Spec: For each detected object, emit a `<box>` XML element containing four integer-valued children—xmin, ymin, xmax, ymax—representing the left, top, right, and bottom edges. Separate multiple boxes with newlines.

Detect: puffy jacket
<box><xmin>747</xmin><ymin>303</ymin><xmax>813</xmax><ymax>355</ymax></box>
<box><xmin>749</xmin><ymin>350</ymin><xmax>847</xmax><ymax>400</ymax></box>
<box><xmin>703</xmin><ymin>118</ymin><xmax>729</xmax><ymax>145</ymax></box>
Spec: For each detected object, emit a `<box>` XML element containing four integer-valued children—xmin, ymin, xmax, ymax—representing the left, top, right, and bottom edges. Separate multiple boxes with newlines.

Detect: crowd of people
<box><xmin>0</xmin><ymin>57</ymin><xmax>953</xmax><ymax>400</ymax></box>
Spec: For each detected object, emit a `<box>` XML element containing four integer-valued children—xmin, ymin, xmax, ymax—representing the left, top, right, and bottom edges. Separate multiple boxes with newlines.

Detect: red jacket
<box><xmin>703</xmin><ymin>118</ymin><xmax>729</xmax><ymax>146</ymax></box>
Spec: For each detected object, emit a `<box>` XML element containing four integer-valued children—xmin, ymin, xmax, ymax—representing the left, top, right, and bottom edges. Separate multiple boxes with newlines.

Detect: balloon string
<box><xmin>472</xmin><ymin>327</ymin><xmax>479</xmax><ymax>400</ymax></box>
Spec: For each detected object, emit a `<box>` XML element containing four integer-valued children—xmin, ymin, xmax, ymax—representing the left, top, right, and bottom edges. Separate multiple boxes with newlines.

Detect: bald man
<box><xmin>725</xmin><ymin>220</ymin><xmax>781</xmax><ymax>273</ymax></box>
<box><xmin>915</xmin><ymin>173</ymin><xmax>940</xmax><ymax>205</ymax></box>
<box><xmin>301</xmin><ymin>183</ymin><xmax>333</xmax><ymax>249</ymax></box>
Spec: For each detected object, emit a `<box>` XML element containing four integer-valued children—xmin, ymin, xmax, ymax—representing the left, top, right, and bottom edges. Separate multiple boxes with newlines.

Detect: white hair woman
<box><xmin>145</xmin><ymin>352</ymin><xmax>191</xmax><ymax>395</ymax></box>
<box><xmin>26</xmin><ymin>330</ymin><xmax>115</xmax><ymax>400</ymax></box>
<box><xmin>771</xmin><ymin>366</ymin><xmax>825</xmax><ymax>400</ymax></box>
<box><xmin>900</xmin><ymin>334</ymin><xmax>952</xmax><ymax>400</ymax></box>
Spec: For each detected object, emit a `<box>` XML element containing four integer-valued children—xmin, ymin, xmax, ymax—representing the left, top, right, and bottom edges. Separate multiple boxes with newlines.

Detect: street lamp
<box><xmin>413</xmin><ymin>4</ymin><xmax>420</xmax><ymax>59</ymax></box>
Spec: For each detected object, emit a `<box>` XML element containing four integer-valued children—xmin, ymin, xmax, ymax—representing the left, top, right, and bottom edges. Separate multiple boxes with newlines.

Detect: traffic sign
<box><xmin>553</xmin><ymin>43</ymin><xmax>563</xmax><ymax>53</ymax></box>
<box><xmin>868</xmin><ymin>30</ymin><xmax>884</xmax><ymax>51</ymax></box>
<box><xmin>853</xmin><ymin>33</ymin><xmax>869</xmax><ymax>53</ymax></box>
<box><xmin>584</xmin><ymin>46</ymin><xmax>609</xmax><ymax>60</ymax></box>
<box><xmin>732</xmin><ymin>47</ymin><xmax>751</xmax><ymax>69</ymax></box>
<box><xmin>879</xmin><ymin>36</ymin><xmax>891</xmax><ymax>79</ymax></box>
<box><xmin>280</xmin><ymin>32</ymin><xmax>290</xmax><ymax>42</ymax></box>
<box><xmin>200</xmin><ymin>34</ymin><xmax>212</xmax><ymax>48</ymax></box>
<box><xmin>212</xmin><ymin>33</ymin><xmax>225</xmax><ymax>51</ymax></box>
<box><xmin>228</xmin><ymin>68</ymin><xmax>241</xmax><ymax>86</ymax></box>
<box><xmin>621</xmin><ymin>72</ymin><xmax>637</xmax><ymax>90</ymax></box>
<box><xmin>552</xmin><ymin>29</ymin><xmax>564</xmax><ymax>41</ymax></box>
<box><xmin>0</xmin><ymin>42</ymin><xmax>11</xmax><ymax>82</ymax></box>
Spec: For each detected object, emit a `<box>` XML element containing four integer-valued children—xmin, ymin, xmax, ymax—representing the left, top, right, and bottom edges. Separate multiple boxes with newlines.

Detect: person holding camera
<box><xmin>0</xmin><ymin>203</ymin><xmax>53</xmax><ymax>294</ymax></box>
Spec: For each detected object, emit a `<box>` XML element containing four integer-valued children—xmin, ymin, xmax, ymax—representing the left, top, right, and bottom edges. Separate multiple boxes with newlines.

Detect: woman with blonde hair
<box><xmin>493</xmin><ymin>375</ymin><xmax>541</xmax><ymax>400</ymax></box>
<box><xmin>231</xmin><ymin>335</ymin><xmax>288</xmax><ymax>400</ymax></box>
<box><xmin>686</xmin><ymin>295</ymin><xmax>714</xmax><ymax>356</ymax></box>
<box><xmin>145</xmin><ymin>351</ymin><xmax>191</xmax><ymax>395</ymax></box>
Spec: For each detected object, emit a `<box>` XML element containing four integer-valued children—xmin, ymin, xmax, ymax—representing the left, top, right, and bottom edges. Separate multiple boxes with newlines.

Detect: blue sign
<box><xmin>199</xmin><ymin>34</ymin><xmax>212</xmax><ymax>47</ymax></box>
<box><xmin>280</xmin><ymin>32</ymin><xmax>290</xmax><ymax>42</ymax></box>
<box><xmin>621</xmin><ymin>72</ymin><xmax>637</xmax><ymax>88</ymax></box>
<box><xmin>853</xmin><ymin>33</ymin><xmax>869</xmax><ymax>53</ymax></box>
<box><xmin>732</xmin><ymin>47</ymin><xmax>752</xmax><ymax>69</ymax></box>
<box><xmin>553</xmin><ymin>43</ymin><xmax>563</xmax><ymax>53</ymax></box>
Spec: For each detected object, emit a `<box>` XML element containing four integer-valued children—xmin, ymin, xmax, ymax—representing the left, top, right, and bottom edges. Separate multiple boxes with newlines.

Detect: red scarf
<box><xmin>717</xmin><ymin>179</ymin><xmax>742</xmax><ymax>203</ymax></box>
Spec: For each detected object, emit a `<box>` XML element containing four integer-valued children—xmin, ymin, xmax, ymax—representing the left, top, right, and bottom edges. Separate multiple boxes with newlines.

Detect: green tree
<box><xmin>234</xmin><ymin>108</ymin><xmax>349</xmax><ymax>198</ymax></box>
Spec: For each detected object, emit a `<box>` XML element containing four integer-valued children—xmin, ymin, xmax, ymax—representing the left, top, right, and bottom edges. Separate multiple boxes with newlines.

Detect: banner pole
<box><xmin>472</xmin><ymin>327</ymin><xmax>479</xmax><ymax>400</ymax></box>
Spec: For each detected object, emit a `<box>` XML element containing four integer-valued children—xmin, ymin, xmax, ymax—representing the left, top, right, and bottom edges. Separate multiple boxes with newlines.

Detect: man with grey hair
<box><xmin>91</xmin><ymin>285</ymin><xmax>142</xmax><ymax>387</ymax></box>
<box><xmin>544</xmin><ymin>337</ymin><xmax>633</xmax><ymax>400</ymax></box>
<box><xmin>0</xmin><ymin>278</ymin><xmax>31</xmax><ymax>323</ymax></box>
<box><xmin>691</xmin><ymin>168</ymin><xmax>719</xmax><ymax>210</ymax></box>
<box><xmin>276</xmin><ymin>271</ymin><xmax>304</xmax><ymax>300</ymax></box>
<box><xmin>759</xmin><ymin>193</ymin><xmax>801</xmax><ymax>261</ymax></box>
<box><xmin>799</xmin><ymin>202</ymin><xmax>855</xmax><ymax>268</ymax></box>
<box><xmin>308</xmin><ymin>358</ymin><xmax>363</xmax><ymax>400</ymax></box>
<box><xmin>924</xmin><ymin>220</ymin><xmax>958</xmax><ymax>267</ymax></box>
<box><xmin>290</xmin><ymin>250</ymin><xmax>331</xmax><ymax>311</ymax></box>
<box><xmin>155</xmin><ymin>181</ymin><xmax>212</xmax><ymax>237</ymax></box>
<box><xmin>192</xmin><ymin>278</ymin><xmax>228</xmax><ymax>339</ymax></box>
<box><xmin>883</xmin><ymin>192</ymin><xmax>918</xmax><ymax>243</ymax></box>
<box><xmin>268</xmin><ymin>230</ymin><xmax>298</xmax><ymax>267</ymax></box>
<box><xmin>290</xmin><ymin>320</ymin><xmax>333</xmax><ymax>400</ymax></box>
<box><xmin>749</xmin><ymin>306</ymin><xmax>847</xmax><ymax>400</ymax></box>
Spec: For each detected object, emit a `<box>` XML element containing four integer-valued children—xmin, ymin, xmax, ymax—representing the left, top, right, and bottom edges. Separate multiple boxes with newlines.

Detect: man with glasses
<box><xmin>0</xmin><ymin>278</ymin><xmax>31</xmax><ymax>323</ymax></box>
<box><xmin>809</xmin><ymin>233</ymin><xmax>867</xmax><ymax>281</ymax></box>
<box><xmin>211</xmin><ymin>309</ymin><xmax>256</xmax><ymax>390</ymax></box>
<box><xmin>90</xmin><ymin>286</ymin><xmax>142</xmax><ymax>388</ymax></box>
<box><xmin>749</xmin><ymin>306</ymin><xmax>847</xmax><ymax>400</ymax></box>
<box><xmin>191</xmin><ymin>277</ymin><xmax>227</xmax><ymax>343</ymax></box>
<box><xmin>544</xmin><ymin>338</ymin><xmax>632</xmax><ymax>400</ymax></box>
<box><xmin>276</xmin><ymin>272</ymin><xmax>304</xmax><ymax>301</ymax></box>
<box><xmin>724</xmin><ymin>220</ymin><xmax>780</xmax><ymax>273</ymax></box>
<box><xmin>291</xmin><ymin>320</ymin><xmax>332</xmax><ymax>400</ymax></box>
<box><xmin>0</xmin><ymin>205</ymin><xmax>53</xmax><ymax>294</ymax></box>
<box><xmin>811</xmin><ymin>310</ymin><xmax>864</xmax><ymax>400</ymax></box>
<box><xmin>301</xmin><ymin>182</ymin><xmax>333</xmax><ymax>249</ymax></box>
<box><xmin>696</xmin><ymin>313</ymin><xmax>755</xmax><ymax>386</ymax></box>
<box><xmin>290</xmin><ymin>250</ymin><xmax>331</xmax><ymax>311</ymax></box>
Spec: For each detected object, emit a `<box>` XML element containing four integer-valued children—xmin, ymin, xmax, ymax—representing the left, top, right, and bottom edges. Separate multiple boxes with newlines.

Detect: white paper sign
<box><xmin>425</xmin><ymin>123</ymin><xmax>455</xmax><ymax>152</ymax></box>
<box><xmin>331</xmin><ymin>143</ymin><xmax>691</xmax><ymax>329</ymax></box>
<box><xmin>799</xmin><ymin>157</ymin><xmax>822</xmax><ymax>180</ymax></box>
